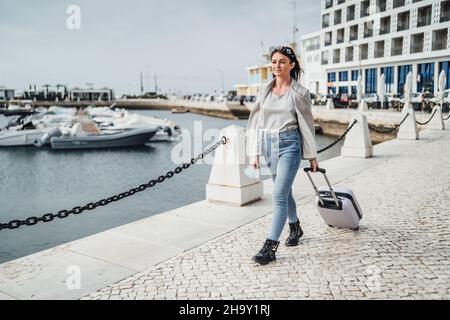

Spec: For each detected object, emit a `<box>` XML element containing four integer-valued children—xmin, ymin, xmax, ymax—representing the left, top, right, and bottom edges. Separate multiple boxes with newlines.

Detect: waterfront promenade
<box><xmin>1</xmin><ymin>122</ymin><xmax>449</xmax><ymax>300</ymax></box>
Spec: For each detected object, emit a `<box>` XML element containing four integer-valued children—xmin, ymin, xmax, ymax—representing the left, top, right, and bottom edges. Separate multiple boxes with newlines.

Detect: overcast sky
<box><xmin>0</xmin><ymin>0</ymin><xmax>320</xmax><ymax>96</ymax></box>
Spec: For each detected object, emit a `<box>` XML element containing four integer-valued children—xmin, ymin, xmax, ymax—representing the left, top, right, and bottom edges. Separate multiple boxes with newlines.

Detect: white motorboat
<box><xmin>90</xmin><ymin>109</ymin><xmax>181</xmax><ymax>141</ymax></box>
<box><xmin>50</xmin><ymin>127</ymin><xmax>158</xmax><ymax>150</ymax></box>
<box><xmin>0</xmin><ymin>127</ymin><xmax>60</xmax><ymax>147</ymax></box>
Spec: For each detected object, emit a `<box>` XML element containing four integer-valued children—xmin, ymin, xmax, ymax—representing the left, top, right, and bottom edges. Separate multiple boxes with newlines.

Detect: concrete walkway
<box><xmin>1</xmin><ymin>125</ymin><xmax>450</xmax><ymax>300</ymax></box>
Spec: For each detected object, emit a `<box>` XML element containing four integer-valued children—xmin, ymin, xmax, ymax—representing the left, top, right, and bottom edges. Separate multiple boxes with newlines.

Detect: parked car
<box><xmin>332</xmin><ymin>93</ymin><xmax>349</xmax><ymax>108</ymax></box>
<box><xmin>387</xmin><ymin>94</ymin><xmax>404</xmax><ymax>111</ymax></box>
<box><xmin>319</xmin><ymin>94</ymin><xmax>328</xmax><ymax>105</ymax></box>
<box><xmin>429</xmin><ymin>89</ymin><xmax>450</xmax><ymax>113</ymax></box>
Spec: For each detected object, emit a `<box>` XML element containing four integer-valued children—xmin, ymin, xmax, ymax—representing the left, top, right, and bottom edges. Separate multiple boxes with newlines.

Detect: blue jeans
<box><xmin>261</xmin><ymin>128</ymin><xmax>302</xmax><ymax>241</ymax></box>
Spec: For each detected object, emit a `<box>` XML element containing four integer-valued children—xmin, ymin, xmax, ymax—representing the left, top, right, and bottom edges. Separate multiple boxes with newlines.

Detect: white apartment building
<box><xmin>300</xmin><ymin>31</ymin><xmax>327</xmax><ymax>95</ymax></box>
<box><xmin>317</xmin><ymin>0</ymin><xmax>450</xmax><ymax>96</ymax></box>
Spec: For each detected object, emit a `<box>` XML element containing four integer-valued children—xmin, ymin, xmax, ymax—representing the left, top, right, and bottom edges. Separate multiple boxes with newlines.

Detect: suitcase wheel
<box><xmin>327</xmin><ymin>224</ymin><xmax>335</xmax><ymax>228</ymax></box>
<box><xmin>352</xmin><ymin>226</ymin><xmax>360</xmax><ymax>231</ymax></box>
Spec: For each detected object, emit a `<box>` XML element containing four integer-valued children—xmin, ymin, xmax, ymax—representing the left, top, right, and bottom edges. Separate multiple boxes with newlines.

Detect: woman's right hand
<box><xmin>250</xmin><ymin>156</ymin><xmax>260</xmax><ymax>169</ymax></box>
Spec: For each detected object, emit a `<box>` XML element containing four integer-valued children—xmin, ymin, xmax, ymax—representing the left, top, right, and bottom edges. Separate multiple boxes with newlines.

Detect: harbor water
<box><xmin>0</xmin><ymin>110</ymin><xmax>344</xmax><ymax>264</ymax></box>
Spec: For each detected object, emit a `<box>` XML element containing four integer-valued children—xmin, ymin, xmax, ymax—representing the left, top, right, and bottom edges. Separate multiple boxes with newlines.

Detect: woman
<box><xmin>246</xmin><ymin>45</ymin><xmax>319</xmax><ymax>265</ymax></box>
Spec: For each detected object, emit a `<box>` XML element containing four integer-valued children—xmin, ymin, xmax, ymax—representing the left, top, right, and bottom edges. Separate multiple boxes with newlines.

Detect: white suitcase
<box><xmin>304</xmin><ymin>167</ymin><xmax>362</xmax><ymax>230</ymax></box>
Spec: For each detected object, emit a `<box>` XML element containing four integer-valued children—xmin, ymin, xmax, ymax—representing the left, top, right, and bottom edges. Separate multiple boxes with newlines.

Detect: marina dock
<box><xmin>0</xmin><ymin>122</ymin><xmax>449</xmax><ymax>299</ymax></box>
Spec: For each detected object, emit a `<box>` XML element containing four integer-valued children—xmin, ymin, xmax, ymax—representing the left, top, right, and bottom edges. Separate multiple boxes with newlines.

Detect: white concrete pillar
<box><xmin>206</xmin><ymin>125</ymin><xmax>263</xmax><ymax>206</ymax></box>
<box><xmin>341</xmin><ymin>112</ymin><xmax>373</xmax><ymax>158</ymax></box>
<box><xmin>326</xmin><ymin>98</ymin><xmax>335</xmax><ymax>110</ymax></box>
<box><xmin>397</xmin><ymin>103</ymin><xmax>419</xmax><ymax>140</ymax></box>
<box><xmin>427</xmin><ymin>105</ymin><xmax>445</xmax><ymax>130</ymax></box>
<box><xmin>358</xmin><ymin>100</ymin><xmax>369</xmax><ymax>112</ymax></box>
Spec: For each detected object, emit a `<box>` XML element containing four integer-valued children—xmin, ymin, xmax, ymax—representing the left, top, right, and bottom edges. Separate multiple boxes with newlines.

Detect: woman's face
<box><xmin>271</xmin><ymin>52</ymin><xmax>294</xmax><ymax>78</ymax></box>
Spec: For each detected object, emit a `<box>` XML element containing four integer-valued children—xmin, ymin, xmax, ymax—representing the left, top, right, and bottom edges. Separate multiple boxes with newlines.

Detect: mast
<box><xmin>292</xmin><ymin>0</ymin><xmax>299</xmax><ymax>51</ymax></box>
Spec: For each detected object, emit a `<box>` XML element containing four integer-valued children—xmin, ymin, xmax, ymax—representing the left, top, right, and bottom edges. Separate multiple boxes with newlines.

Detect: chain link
<box><xmin>368</xmin><ymin>113</ymin><xmax>410</xmax><ymax>134</ymax></box>
<box><xmin>317</xmin><ymin>119</ymin><xmax>358</xmax><ymax>154</ymax></box>
<box><xmin>0</xmin><ymin>136</ymin><xmax>229</xmax><ymax>231</ymax></box>
<box><xmin>416</xmin><ymin>109</ymin><xmax>437</xmax><ymax>126</ymax></box>
<box><xmin>444</xmin><ymin>113</ymin><xmax>450</xmax><ymax>121</ymax></box>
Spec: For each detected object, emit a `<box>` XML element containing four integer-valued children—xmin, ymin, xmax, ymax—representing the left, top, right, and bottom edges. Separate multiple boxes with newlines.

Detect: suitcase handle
<box><xmin>303</xmin><ymin>167</ymin><xmax>340</xmax><ymax>207</ymax></box>
<box><xmin>303</xmin><ymin>167</ymin><xmax>326</xmax><ymax>174</ymax></box>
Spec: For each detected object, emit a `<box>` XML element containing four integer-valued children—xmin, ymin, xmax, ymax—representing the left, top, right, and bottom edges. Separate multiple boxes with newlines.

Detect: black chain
<box><xmin>368</xmin><ymin>113</ymin><xmax>410</xmax><ymax>134</ymax></box>
<box><xmin>317</xmin><ymin>119</ymin><xmax>357</xmax><ymax>154</ymax></box>
<box><xmin>444</xmin><ymin>113</ymin><xmax>450</xmax><ymax>121</ymax></box>
<box><xmin>0</xmin><ymin>136</ymin><xmax>229</xmax><ymax>231</ymax></box>
<box><xmin>416</xmin><ymin>109</ymin><xmax>437</xmax><ymax>126</ymax></box>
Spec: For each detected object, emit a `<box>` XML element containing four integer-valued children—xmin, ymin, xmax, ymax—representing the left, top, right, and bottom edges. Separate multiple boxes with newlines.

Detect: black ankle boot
<box><xmin>285</xmin><ymin>220</ymin><xmax>303</xmax><ymax>247</ymax></box>
<box><xmin>252</xmin><ymin>239</ymin><xmax>280</xmax><ymax>265</ymax></box>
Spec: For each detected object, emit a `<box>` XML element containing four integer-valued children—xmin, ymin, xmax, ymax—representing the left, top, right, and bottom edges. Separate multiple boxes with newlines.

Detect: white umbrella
<box><xmin>438</xmin><ymin>70</ymin><xmax>447</xmax><ymax>106</ymax></box>
<box><xmin>357</xmin><ymin>73</ymin><xmax>363</xmax><ymax>102</ymax></box>
<box><xmin>377</xmin><ymin>73</ymin><xmax>385</xmax><ymax>107</ymax></box>
<box><xmin>404</xmin><ymin>71</ymin><xmax>412</xmax><ymax>108</ymax></box>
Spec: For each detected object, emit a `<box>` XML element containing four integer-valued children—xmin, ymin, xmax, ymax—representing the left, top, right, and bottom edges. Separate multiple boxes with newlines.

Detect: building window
<box><xmin>351</xmin><ymin>70</ymin><xmax>359</xmax><ymax>81</ymax></box>
<box><xmin>350</xmin><ymin>25</ymin><xmax>358</xmax><ymax>41</ymax></box>
<box><xmin>361</xmin><ymin>0</ymin><xmax>370</xmax><ymax>17</ymax></box>
<box><xmin>324</xmin><ymin>32</ymin><xmax>332</xmax><ymax>46</ymax></box>
<box><xmin>441</xmin><ymin>1</ymin><xmax>450</xmax><ymax>23</ymax></box>
<box><xmin>375</xmin><ymin>40</ymin><xmax>385</xmax><ymax>58</ymax></box>
<box><xmin>351</xmin><ymin>86</ymin><xmax>357</xmax><ymax>94</ymax></box>
<box><xmin>361</xmin><ymin>43</ymin><xmax>369</xmax><ymax>60</ymax></box>
<box><xmin>334</xmin><ymin>9</ymin><xmax>342</xmax><ymax>25</ymax></box>
<box><xmin>439</xmin><ymin>61</ymin><xmax>450</xmax><ymax>89</ymax></box>
<box><xmin>417</xmin><ymin>63</ymin><xmax>435</xmax><ymax>93</ymax></box>
<box><xmin>345</xmin><ymin>47</ymin><xmax>354</xmax><ymax>62</ymax></box>
<box><xmin>397</xmin><ymin>11</ymin><xmax>410</xmax><ymax>31</ymax></box>
<box><xmin>322</xmin><ymin>51</ymin><xmax>330</xmax><ymax>65</ymax></box>
<box><xmin>323</xmin><ymin>13</ymin><xmax>330</xmax><ymax>28</ymax></box>
<box><xmin>380</xmin><ymin>16</ymin><xmax>391</xmax><ymax>35</ymax></box>
<box><xmin>393</xmin><ymin>0</ymin><xmax>405</xmax><ymax>9</ymax></box>
<box><xmin>398</xmin><ymin>65</ymin><xmax>412</xmax><ymax>94</ymax></box>
<box><xmin>380</xmin><ymin>66</ymin><xmax>394</xmax><ymax>93</ymax></box>
<box><xmin>339</xmin><ymin>86</ymin><xmax>349</xmax><ymax>94</ymax></box>
<box><xmin>364</xmin><ymin>21</ymin><xmax>374</xmax><ymax>38</ymax></box>
<box><xmin>376</xmin><ymin>0</ymin><xmax>387</xmax><ymax>12</ymax></box>
<box><xmin>333</xmin><ymin>49</ymin><xmax>341</xmax><ymax>64</ymax></box>
<box><xmin>410</xmin><ymin>33</ymin><xmax>424</xmax><ymax>54</ymax></box>
<box><xmin>339</xmin><ymin>71</ymin><xmax>349</xmax><ymax>81</ymax></box>
<box><xmin>325</xmin><ymin>0</ymin><xmax>333</xmax><ymax>9</ymax></box>
<box><xmin>365</xmin><ymin>68</ymin><xmax>377</xmax><ymax>94</ymax></box>
<box><xmin>432</xmin><ymin>28</ymin><xmax>448</xmax><ymax>51</ymax></box>
<box><xmin>337</xmin><ymin>28</ymin><xmax>345</xmax><ymax>44</ymax></box>
<box><xmin>337</xmin><ymin>0</ymin><xmax>345</xmax><ymax>4</ymax></box>
<box><xmin>347</xmin><ymin>5</ymin><xmax>355</xmax><ymax>21</ymax></box>
<box><xmin>391</xmin><ymin>37</ymin><xmax>403</xmax><ymax>56</ymax></box>
<box><xmin>417</xmin><ymin>5</ymin><xmax>432</xmax><ymax>27</ymax></box>
<box><xmin>328</xmin><ymin>72</ymin><xmax>337</xmax><ymax>82</ymax></box>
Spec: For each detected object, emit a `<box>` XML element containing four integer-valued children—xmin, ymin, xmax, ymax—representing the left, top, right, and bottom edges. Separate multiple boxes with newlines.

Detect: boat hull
<box><xmin>50</xmin><ymin>128</ymin><xmax>157</xmax><ymax>149</ymax></box>
<box><xmin>0</xmin><ymin>129</ymin><xmax>47</xmax><ymax>146</ymax></box>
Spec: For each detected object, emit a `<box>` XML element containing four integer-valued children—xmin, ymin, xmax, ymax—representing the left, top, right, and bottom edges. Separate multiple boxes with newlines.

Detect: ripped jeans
<box><xmin>261</xmin><ymin>128</ymin><xmax>302</xmax><ymax>241</ymax></box>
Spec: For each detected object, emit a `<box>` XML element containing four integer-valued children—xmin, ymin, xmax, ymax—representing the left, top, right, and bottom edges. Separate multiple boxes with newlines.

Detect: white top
<box><xmin>260</xmin><ymin>88</ymin><xmax>298</xmax><ymax>132</ymax></box>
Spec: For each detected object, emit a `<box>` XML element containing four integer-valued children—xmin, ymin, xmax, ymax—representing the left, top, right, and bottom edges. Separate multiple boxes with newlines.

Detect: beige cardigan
<box><xmin>245</xmin><ymin>78</ymin><xmax>317</xmax><ymax>160</ymax></box>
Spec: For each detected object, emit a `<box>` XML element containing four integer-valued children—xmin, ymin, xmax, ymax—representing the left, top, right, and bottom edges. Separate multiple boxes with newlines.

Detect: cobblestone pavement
<box><xmin>84</xmin><ymin>132</ymin><xmax>450</xmax><ymax>300</ymax></box>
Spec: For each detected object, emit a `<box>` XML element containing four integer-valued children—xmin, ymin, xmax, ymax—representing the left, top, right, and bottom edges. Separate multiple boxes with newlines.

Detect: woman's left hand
<box><xmin>309</xmin><ymin>158</ymin><xmax>319</xmax><ymax>173</ymax></box>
